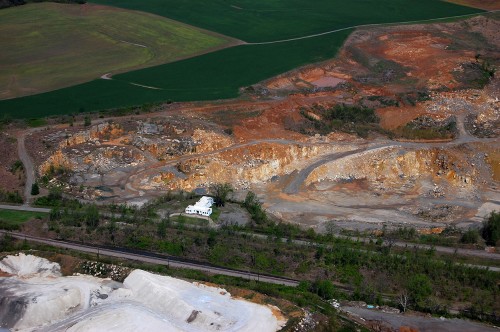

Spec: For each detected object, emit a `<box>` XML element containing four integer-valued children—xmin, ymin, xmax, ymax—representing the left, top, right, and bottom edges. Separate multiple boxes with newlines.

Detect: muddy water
<box><xmin>310</xmin><ymin>76</ymin><xmax>345</xmax><ymax>88</ymax></box>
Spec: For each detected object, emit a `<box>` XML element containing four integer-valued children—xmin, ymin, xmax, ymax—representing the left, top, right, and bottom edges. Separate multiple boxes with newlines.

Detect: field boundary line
<box><xmin>130</xmin><ymin>82</ymin><xmax>163</xmax><ymax>90</ymax></box>
<box><xmin>246</xmin><ymin>10</ymin><xmax>499</xmax><ymax>45</ymax></box>
<box><xmin>120</xmin><ymin>40</ymin><xmax>148</xmax><ymax>48</ymax></box>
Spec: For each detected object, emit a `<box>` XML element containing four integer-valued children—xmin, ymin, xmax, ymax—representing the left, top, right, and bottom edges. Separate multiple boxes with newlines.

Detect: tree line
<box><xmin>1</xmin><ymin>0</ymin><xmax>86</xmax><ymax>10</ymax></box>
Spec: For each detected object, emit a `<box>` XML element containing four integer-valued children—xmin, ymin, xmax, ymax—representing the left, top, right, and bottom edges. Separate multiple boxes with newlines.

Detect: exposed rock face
<box><xmin>80</xmin><ymin>146</ymin><xmax>146</xmax><ymax>174</ymax></box>
<box><xmin>132</xmin><ymin>135</ymin><xmax>195</xmax><ymax>160</ymax></box>
<box><xmin>192</xmin><ymin>129</ymin><xmax>234</xmax><ymax>153</ymax></box>
<box><xmin>131</xmin><ymin>128</ymin><xmax>234</xmax><ymax>160</ymax></box>
<box><xmin>39</xmin><ymin>149</ymin><xmax>74</xmax><ymax>175</ymax></box>
<box><xmin>151</xmin><ymin>143</ymin><xmax>326</xmax><ymax>191</ymax></box>
<box><xmin>306</xmin><ymin>147</ymin><xmax>481</xmax><ymax>197</ymax></box>
<box><xmin>61</xmin><ymin>122</ymin><xmax>124</xmax><ymax>148</ymax></box>
<box><xmin>465</xmin><ymin>95</ymin><xmax>500</xmax><ymax>138</ymax></box>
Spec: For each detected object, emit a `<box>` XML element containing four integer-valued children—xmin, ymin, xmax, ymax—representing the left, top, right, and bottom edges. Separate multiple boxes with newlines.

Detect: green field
<box><xmin>93</xmin><ymin>0</ymin><xmax>481</xmax><ymax>42</ymax></box>
<box><xmin>0</xmin><ymin>209</ymin><xmax>47</xmax><ymax>230</ymax></box>
<box><xmin>0</xmin><ymin>3</ymin><xmax>232</xmax><ymax>100</ymax></box>
<box><xmin>0</xmin><ymin>0</ymin><xmax>482</xmax><ymax>118</ymax></box>
<box><xmin>0</xmin><ymin>29</ymin><xmax>352</xmax><ymax>118</ymax></box>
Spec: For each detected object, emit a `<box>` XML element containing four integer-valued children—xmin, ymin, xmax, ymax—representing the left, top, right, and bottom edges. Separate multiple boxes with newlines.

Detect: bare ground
<box><xmin>14</xmin><ymin>13</ymin><xmax>500</xmax><ymax>233</ymax></box>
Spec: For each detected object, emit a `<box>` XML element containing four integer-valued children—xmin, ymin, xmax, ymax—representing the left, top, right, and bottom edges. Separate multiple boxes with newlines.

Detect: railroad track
<box><xmin>0</xmin><ymin>230</ymin><xmax>299</xmax><ymax>287</ymax></box>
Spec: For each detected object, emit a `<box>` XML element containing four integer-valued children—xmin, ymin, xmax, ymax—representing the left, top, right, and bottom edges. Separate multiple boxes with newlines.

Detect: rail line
<box><xmin>0</xmin><ymin>230</ymin><xmax>299</xmax><ymax>287</ymax></box>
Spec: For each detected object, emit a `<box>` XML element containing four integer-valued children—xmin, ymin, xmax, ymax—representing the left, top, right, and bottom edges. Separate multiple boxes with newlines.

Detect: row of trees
<box><xmin>49</xmin><ymin>204</ymin><xmax>99</xmax><ymax>229</ymax></box>
<box><xmin>482</xmin><ymin>211</ymin><xmax>500</xmax><ymax>246</ymax></box>
<box><xmin>0</xmin><ymin>0</ymin><xmax>86</xmax><ymax>10</ymax></box>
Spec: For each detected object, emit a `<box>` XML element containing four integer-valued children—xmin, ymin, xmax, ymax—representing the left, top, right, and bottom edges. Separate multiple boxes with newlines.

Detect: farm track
<box><xmin>236</xmin><ymin>10</ymin><xmax>500</xmax><ymax>45</ymax></box>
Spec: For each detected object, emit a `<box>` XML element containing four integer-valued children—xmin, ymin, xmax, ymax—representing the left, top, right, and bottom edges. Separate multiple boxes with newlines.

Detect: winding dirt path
<box><xmin>246</xmin><ymin>11</ymin><xmax>498</xmax><ymax>45</ymax></box>
<box><xmin>283</xmin><ymin>145</ymin><xmax>380</xmax><ymax>194</ymax></box>
<box><xmin>279</xmin><ymin>118</ymin><xmax>497</xmax><ymax>195</ymax></box>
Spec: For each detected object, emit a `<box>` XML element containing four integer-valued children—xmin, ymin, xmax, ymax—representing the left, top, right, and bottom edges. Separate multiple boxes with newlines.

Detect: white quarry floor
<box><xmin>0</xmin><ymin>254</ymin><xmax>285</xmax><ymax>332</ymax></box>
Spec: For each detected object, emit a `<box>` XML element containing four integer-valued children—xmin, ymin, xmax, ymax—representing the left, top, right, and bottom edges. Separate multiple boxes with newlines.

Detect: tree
<box><xmin>157</xmin><ymin>218</ymin><xmax>167</xmax><ymax>239</ymax></box>
<box><xmin>398</xmin><ymin>290</ymin><xmax>409</xmax><ymax>313</ymax></box>
<box><xmin>84</xmin><ymin>204</ymin><xmax>99</xmax><ymax>228</ymax></box>
<box><xmin>210</xmin><ymin>183</ymin><xmax>233</xmax><ymax>207</ymax></box>
<box><xmin>382</xmin><ymin>225</ymin><xmax>397</xmax><ymax>253</ymax></box>
<box><xmin>482</xmin><ymin>211</ymin><xmax>499</xmax><ymax>246</ymax></box>
<box><xmin>311</xmin><ymin>279</ymin><xmax>336</xmax><ymax>300</ymax></box>
<box><xmin>30</xmin><ymin>182</ymin><xmax>39</xmax><ymax>196</ymax></box>
<box><xmin>407</xmin><ymin>274</ymin><xmax>432</xmax><ymax>308</ymax></box>
<box><xmin>243</xmin><ymin>191</ymin><xmax>268</xmax><ymax>225</ymax></box>
<box><xmin>49</xmin><ymin>207</ymin><xmax>61</xmax><ymax>221</ymax></box>
<box><xmin>244</xmin><ymin>191</ymin><xmax>258</xmax><ymax>208</ymax></box>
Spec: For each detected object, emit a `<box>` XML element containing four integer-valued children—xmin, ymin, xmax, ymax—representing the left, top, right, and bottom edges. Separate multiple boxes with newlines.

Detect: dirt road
<box><xmin>17</xmin><ymin>132</ymin><xmax>35</xmax><ymax>205</ymax></box>
<box><xmin>0</xmin><ymin>204</ymin><xmax>50</xmax><ymax>213</ymax></box>
<box><xmin>342</xmin><ymin>306</ymin><xmax>497</xmax><ymax>332</ymax></box>
<box><xmin>283</xmin><ymin>146</ymin><xmax>381</xmax><ymax>194</ymax></box>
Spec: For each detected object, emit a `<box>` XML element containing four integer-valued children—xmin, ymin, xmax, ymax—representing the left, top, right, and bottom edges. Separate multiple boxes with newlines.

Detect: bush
<box><xmin>407</xmin><ymin>274</ymin><xmax>432</xmax><ymax>307</ymax></box>
<box><xmin>243</xmin><ymin>191</ymin><xmax>268</xmax><ymax>225</ymax></box>
<box><xmin>460</xmin><ymin>228</ymin><xmax>479</xmax><ymax>244</ymax></box>
<box><xmin>0</xmin><ymin>189</ymin><xmax>23</xmax><ymax>204</ymax></box>
<box><xmin>482</xmin><ymin>211</ymin><xmax>499</xmax><ymax>246</ymax></box>
<box><xmin>0</xmin><ymin>219</ymin><xmax>20</xmax><ymax>231</ymax></box>
<box><xmin>326</xmin><ymin>104</ymin><xmax>378</xmax><ymax>124</ymax></box>
<box><xmin>310</xmin><ymin>279</ymin><xmax>336</xmax><ymax>300</ymax></box>
<box><xmin>10</xmin><ymin>160</ymin><xmax>23</xmax><ymax>173</ymax></box>
<box><xmin>34</xmin><ymin>187</ymin><xmax>63</xmax><ymax>206</ymax></box>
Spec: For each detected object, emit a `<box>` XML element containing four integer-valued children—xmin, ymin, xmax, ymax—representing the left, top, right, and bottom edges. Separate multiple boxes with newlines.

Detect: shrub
<box><xmin>0</xmin><ymin>189</ymin><xmax>23</xmax><ymax>204</ymax></box>
<box><xmin>482</xmin><ymin>211</ymin><xmax>499</xmax><ymax>246</ymax></box>
<box><xmin>460</xmin><ymin>228</ymin><xmax>479</xmax><ymax>244</ymax></box>
<box><xmin>407</xmin><ymin>274</ymin><xmax>432</xmax><ymax>307</ymax></box>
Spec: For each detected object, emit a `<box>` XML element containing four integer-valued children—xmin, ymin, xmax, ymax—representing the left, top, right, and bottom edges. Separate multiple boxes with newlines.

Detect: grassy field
<box><xmin>0</xmin><ymin>209</ymin><xmax>47</xmax><ymax>230</ymax></box>
<box><xmin>0</xmin><ymin>3</ymin><xmax>232</xmax><ymax>100</ymax></box>
<box><xmin>93</xmin><ymin>0</ymin><xmax>482</xmax><ymax>42</ymax></box>
<box><xmin>0</xmin><ymin>29</ymin><xmax>352</xmax><ymax>118</ymax></box>
<box><xmin>0</xmin><ymin>0</ymin><xmax>483</xmax><ymax>117</ymax></box>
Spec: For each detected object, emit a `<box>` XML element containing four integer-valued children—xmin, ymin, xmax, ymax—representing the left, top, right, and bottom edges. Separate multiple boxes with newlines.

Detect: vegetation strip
<box><xmin>0</xmin><ymin>230</ymin><xmax>299</xmax><ymax>286</ymax></box>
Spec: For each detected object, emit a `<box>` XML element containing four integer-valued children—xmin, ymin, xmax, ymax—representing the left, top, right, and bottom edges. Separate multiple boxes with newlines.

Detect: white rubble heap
<box><xmin>0</xmin><ymin>254</ymin><xmax>286</xmax><ymax>332</ymax></box>
<box><xmin>0</xmin><ymin>253</ymin><xmax>61</xmax><ymax>278</ymax></box>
